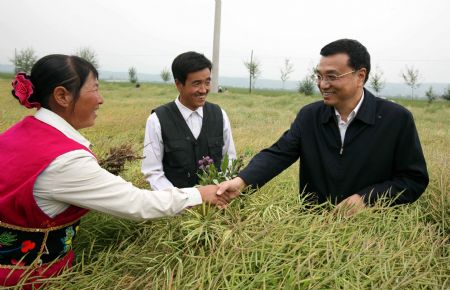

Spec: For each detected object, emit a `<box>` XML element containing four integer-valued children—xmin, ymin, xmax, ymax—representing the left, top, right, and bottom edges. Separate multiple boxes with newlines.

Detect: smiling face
<box><xmin>316</xmin><ymin>53</ymin><xmax>366</xmax><ymax>110</ymax></box>
<box><xmin>176</xmin><ymin>68</ymin><xmax>211</xmax><ymax>110</ymax></box>
<box><xmin>68</xmin><ymin>72</ymin><xmax>104</xmax><ymax>129</ymax></box>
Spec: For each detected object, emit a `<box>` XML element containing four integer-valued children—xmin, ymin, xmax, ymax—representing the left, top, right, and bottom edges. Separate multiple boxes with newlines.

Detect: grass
<box><xmin>0</xmin><ymin>77</ymin><xmax>449</xmax><ymax>289</ymax></box>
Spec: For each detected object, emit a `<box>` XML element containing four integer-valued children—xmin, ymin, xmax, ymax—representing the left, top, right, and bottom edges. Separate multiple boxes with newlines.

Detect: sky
<box><xmin>1</xmin><ymin>0</ymin><xmax>450</xmax><ymax>83</ymax></box>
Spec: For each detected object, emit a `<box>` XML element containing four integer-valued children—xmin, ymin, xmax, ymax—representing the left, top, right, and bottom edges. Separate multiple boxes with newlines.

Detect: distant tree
<box><xmin>298</xmin><ymin>75</ymin><xmax>315</xmax><ymax>96</ymax></box>
<box><xmin>76</xmin><ymin>47</ymin><xmax>99</xmax><ymax>69</ymax></box>
<box><xmin>442</xmin><ymin>85</ymin><xmax>450</xmax><ymax>102</ymax></box>
<box><xmin>298</xmin><ymin>67</ymin><xmax>316</xmax><ymax>96</ymax></box>
<box><xmin>425</xmin><ymin>86</ymin><xmax>437</xmax><ymax>104</ymax></box>
<box><xmin>402</xmin><ymin>66</ymin><xmax>421</xmax><ymax>99</ymax></box>
<box><xmin>11</xmin><ymin>47</ymin><xmax>37</xmax><ymax>74</ymax></box>
<box><xmin>280</xmin><ymin>58</ymin><xmax>294</xmax><ymax>89</ymax></box>
<box><xmin>160</xmin><ymin>68</ymin><xmax>171</xmax><ymax>83</ymax></box>
<box><xmin>244</xmin><ymin>50</ymin><xmax>261</xmax><ymax>93</ymax></box>
<box><xmin>369</xmin><ymin>67</ymin><xmax>385</xmax><ymax>96</ymax></box>
<box><xmin>128</xmin><ymin>66</ymin><xmax>138</xmax><ymax>84</ymax></box>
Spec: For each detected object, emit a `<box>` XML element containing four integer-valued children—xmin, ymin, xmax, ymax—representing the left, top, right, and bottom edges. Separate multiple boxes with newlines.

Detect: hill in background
<box><xmin>99</xmin><ymin>70</ymin><xmax>450</xmax><ymax>99</ymax></box>
<box><xmin>1</xmin><ymin>64</ymin><xmax>448</xmax><ymax>98</ymax></box>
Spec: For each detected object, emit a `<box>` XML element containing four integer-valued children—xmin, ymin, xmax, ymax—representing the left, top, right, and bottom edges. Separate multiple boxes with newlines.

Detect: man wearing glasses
<box><xmin>217</xmin><ymin>39</ymin><xmax>429</xmax><ymax>214</ymax></box>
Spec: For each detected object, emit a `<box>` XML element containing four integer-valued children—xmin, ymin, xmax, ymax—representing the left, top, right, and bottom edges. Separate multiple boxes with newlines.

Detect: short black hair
<box><xmin>17</xmin><ymin>54</ymin><xmax>98</xmax><ymax>109</ymax></box>
<box><xmin>320</xmin><ymin>39</ymin><xmax>371</xmax><ymax>83</ymax></box>
<box><xmin>171</xmin><ymin>51</ymin><xmax>212</xmax><ymax>85</ymax></box>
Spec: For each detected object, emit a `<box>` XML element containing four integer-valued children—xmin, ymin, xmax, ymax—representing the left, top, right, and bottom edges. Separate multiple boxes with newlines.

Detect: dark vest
<box><xmin>154</xmin><ymin>101</ymin><xmax>224</xmax><ymax>188</ymax></box>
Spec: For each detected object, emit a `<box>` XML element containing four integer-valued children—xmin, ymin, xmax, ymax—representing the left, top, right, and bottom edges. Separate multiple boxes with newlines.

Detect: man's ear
<box><xmin>357</xmin><ymin>68</ymin><xmax>367</xmax><ymax>86</ymax></box>
<box><xmin>53</xmin><ymin>86</ymin><xmax>72</xmax><ymax>108</ymax></box>
<box><xmin>175</xmin><ymin>79</ymin><xmax>183</xmax><ymax>93</ymax></box>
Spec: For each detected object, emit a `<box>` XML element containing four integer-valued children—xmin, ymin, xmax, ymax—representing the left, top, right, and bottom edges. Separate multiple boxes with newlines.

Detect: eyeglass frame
<box><xmin>315</xmin><ymin>70</ymin><xmax>356</xmax><ymax>83</ymax></box>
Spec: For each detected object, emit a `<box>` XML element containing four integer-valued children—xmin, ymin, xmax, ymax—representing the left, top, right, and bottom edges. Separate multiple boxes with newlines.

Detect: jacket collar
<box><xmin>320</xmin><ymin>88</ymin><xmax>376</xmax><ymax>125</ymax></box>
<box><xmin>354</xmin><ymin>88</ymin><xmax>376</xmax><ymax>125</ymax></box>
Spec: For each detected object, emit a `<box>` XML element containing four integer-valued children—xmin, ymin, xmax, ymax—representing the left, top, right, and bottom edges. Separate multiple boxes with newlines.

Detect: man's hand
<box><xmin>198</xmin><ymin>185</ymin><xmax>231</xmax><ymax>208</ymax></box>
<box><xmin>216</xmin><ymin>177</ymin><xmax>246</xmax><ymax>202</ymax></box>
<box><xmin>335</xmin><ymin>193</ymin><xmax>365</xmax><ymax>217</ymax></box>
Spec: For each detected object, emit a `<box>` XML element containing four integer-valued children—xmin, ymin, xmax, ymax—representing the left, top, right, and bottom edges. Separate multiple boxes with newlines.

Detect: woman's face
<box><xmin>69</xmin><ymin>72</ymin><xmax>104</xmax><ymax>130</ymax></box>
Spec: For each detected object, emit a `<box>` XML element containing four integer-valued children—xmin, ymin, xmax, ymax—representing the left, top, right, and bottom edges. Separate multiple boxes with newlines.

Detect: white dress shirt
<box><xmin>142</xmin><ymin>97</ymin><xmax>237</xmax><ymax>190</ymax></box>
<box><xmin>334</xmin><ymin>91</ymin><xmax>365</xmax><ymax>144</ymax></box>
<box><xmin>33</xmin><ymin>108</ymin><xmax>202</xmax><ymax>221</ymax></box>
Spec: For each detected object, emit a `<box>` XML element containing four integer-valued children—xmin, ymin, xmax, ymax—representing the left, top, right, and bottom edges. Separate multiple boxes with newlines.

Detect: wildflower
<box><xmin>198</xmin><ymin>156</ymin><xmax>214</xmax><ymax>171</ymax></box>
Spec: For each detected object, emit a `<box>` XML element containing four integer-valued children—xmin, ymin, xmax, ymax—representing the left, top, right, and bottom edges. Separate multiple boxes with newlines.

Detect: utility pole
<box><xmin>211</xmin><ymin>0</ymin><xmax>221</xmax><ymax>93</ymax></box>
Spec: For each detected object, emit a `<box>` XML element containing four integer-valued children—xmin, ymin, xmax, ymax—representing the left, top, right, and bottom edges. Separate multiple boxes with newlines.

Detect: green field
<box><xmin>1</xmin><ymin>77</ymin><xmax>449</xmax><ymax>289</ymax></box>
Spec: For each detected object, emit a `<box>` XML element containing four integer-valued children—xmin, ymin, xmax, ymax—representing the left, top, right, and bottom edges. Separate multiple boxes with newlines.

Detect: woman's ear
<box><xmin>53</xmin><ymin>86</ymin><xmax>73</xmax><ymax>108</ymax></box>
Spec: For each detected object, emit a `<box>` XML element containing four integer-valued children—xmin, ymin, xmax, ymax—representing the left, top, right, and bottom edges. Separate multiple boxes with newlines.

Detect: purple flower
<box><xmin>205</xmin><ymin>156</ymin><xmax>213</xmax><ymax>165</ymax></box>
<box><xmin>198</xmin><ymin>156</ymin><xmax>214</xmax><ymax>170</ymax></box>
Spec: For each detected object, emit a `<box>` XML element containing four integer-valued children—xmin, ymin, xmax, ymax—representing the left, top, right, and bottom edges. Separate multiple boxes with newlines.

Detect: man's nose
<box><xmin>318</xmin><ymin>79</ymin><xmax>330</xmax><ymax>90</ymax></box>
<box><xmin>199</xmin><ymin>83</ymin><xmax>208</xmax><ymax>93</ymax></box>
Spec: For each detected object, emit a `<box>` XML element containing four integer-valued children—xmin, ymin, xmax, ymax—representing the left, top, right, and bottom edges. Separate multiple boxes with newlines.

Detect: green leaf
<box><xmin>221</xmin><ymin>154</ymin><xmax>229</xmax><ymax>174</ymax></box>
<box><xmin>0</xmin><ymin>232</ymin><xmax>17</xmax><ymax>246</ymax></box>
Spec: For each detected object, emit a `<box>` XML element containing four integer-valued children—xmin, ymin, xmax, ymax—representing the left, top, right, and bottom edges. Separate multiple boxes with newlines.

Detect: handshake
<box><xmin>197</xmin><ymin>177</ymin><xmax>246</xmax><ymax>208</ymax></box>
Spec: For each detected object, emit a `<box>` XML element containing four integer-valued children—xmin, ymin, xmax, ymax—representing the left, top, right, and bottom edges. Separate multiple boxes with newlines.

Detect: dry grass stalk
<box><xmin>98</xmin><ymin>143</ymin><xmax>143</xmax><ymax>175</ymax></box>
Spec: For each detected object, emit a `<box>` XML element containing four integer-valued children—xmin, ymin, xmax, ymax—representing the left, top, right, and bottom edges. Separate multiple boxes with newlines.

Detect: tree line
<box><xmin>10</xmin><ymin>47</ymin><xmax>450</xmax><ymax>102</ymax></box>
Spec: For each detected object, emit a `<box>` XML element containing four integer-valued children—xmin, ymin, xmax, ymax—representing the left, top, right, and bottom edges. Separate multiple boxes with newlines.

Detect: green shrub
<box><xmin>298</xmin><ymin>76</ymin><xmax>316</xmax><ymax>96</ymax></box>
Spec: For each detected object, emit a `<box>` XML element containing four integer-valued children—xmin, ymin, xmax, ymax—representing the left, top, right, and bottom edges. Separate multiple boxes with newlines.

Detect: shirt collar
<box><xmin>175</xmin><ymin>96</ymin><xmax>204</xmax><ymax>120</ymax></box>
<box><xmin>334</xmin><ymin>90</ymin><xmax>365</xmax><ymax>122</ymax></box>
<box><xmin>321</xmin><ymin>88</ymin><xmax>377</xmax><ymax>125</ymax></box>
<box><xmin>34</xmin><ymin>108</ymin><xmax>91</xmax><ymax>148</ymax></box>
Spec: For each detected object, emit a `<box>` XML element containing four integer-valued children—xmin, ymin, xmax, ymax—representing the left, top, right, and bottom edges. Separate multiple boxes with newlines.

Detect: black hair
<box><xmin>171</xmin><ymin>51</ymin><xmax>212</xmax><ymax>85</ymax></box>
<box><xmin>14</xmin><ymin>54</ymin><xmax>98</xmax><ymax>109</ymax></box>
<box><xmin>320</xmin><ymin>39</ymin><xmax>371</xmax><ymax>83</ymax></box>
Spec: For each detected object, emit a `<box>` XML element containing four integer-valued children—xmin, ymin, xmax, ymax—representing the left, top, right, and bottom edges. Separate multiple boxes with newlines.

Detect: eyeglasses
<box><xmin>315</xmin><ymin>70</ymin><xmax>355</xmax><ymax>83</ymax></box>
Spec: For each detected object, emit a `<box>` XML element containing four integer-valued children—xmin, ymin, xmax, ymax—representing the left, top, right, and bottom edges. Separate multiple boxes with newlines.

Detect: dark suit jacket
<box><xmin>239</xmin><ymin>89</ymin><xmax>429</xmax><ymax>205</ymax></box>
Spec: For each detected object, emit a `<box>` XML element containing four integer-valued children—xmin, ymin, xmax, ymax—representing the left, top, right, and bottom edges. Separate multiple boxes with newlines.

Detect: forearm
<box><xmin>358</xmin><ymin>175</ymin><xmax>429</xmax><ymax>205</ymax></box>
<box><xmin>64</xmin><ymin>178</ymin><xmax>202</xmax><ymax>221</ymax></box>
<box><xmin>35</xmin><ymin>151</ymin><xmax>202</xmax><ymax>221</ymax></box>
<box><xmin>239</xmin><ymin>140</ymin><xmax>299</xmax><ymax>188</ymax></box>
<box><xmin>239</xmin><ymin>114</ymin><xmax>302</xmax><ymax>188</ymax></box>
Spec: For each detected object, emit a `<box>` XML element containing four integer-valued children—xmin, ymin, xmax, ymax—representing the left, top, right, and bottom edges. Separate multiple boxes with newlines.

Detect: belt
<box><xmin>0</xmin><ymin>219</ymin><xmax>81</xmax><ymax>269</ymax></box>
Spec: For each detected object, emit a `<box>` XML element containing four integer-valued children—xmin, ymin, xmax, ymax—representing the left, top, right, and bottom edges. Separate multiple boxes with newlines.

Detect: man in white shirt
<box><xmin>142</xmin><ymin>51</ymin><xmax>236</xmax><ymax>190</ymax></box>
